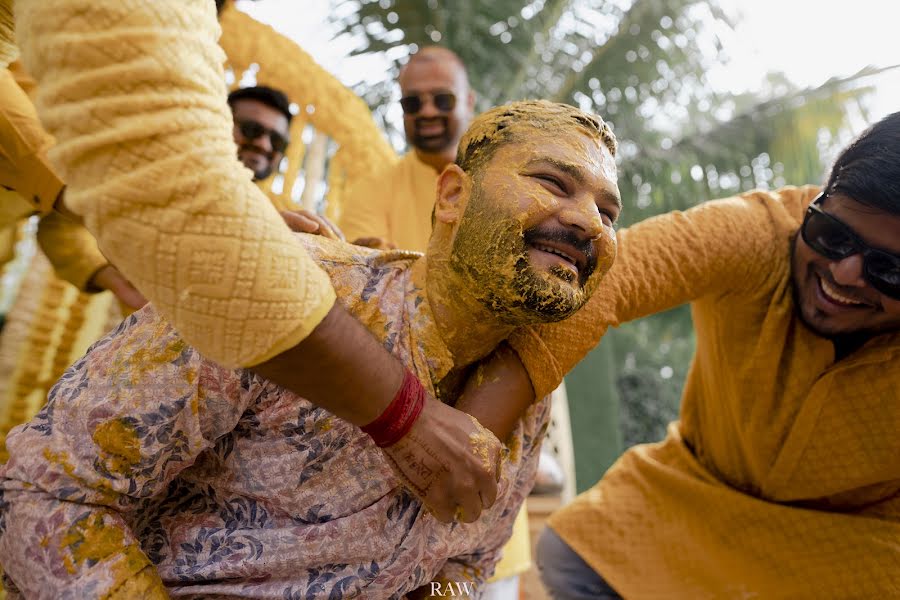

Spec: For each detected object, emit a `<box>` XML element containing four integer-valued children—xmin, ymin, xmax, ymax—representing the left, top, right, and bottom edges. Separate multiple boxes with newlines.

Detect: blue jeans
<box><xmin>536</xmin><ymin>527</ymin><xmax>623</xmax><ymax>600</ymax></box>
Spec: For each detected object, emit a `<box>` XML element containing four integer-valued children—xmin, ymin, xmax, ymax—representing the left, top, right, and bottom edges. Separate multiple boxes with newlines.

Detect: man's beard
<box><xmin>409</xmin><ymin>117</ymin><xmax>455</xmax><ymax>154</ymax></box>
<box><xmin>449</xmin><ymin>187</ymin><xmax>598</xmax><ymax>325</ymax></box>
<box><xmin>238</xmin><ymin>145</ymin><xmax>275</xmax><ymax>181</ymax></box>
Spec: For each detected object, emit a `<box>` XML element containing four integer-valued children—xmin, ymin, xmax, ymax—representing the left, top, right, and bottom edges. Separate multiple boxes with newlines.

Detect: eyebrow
<box><xmin>526</xmin><ymin>157</ymin><xmax>623</xmax><ymax>210</ymax></box>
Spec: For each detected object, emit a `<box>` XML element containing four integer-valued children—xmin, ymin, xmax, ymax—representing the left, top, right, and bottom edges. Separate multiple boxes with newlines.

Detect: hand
<box><xmin>351</xmin><ymin>236</ymin><xmax>396</xmax><ymax>250</ymax></box>
<box><xmin>381</xmin><ymin>395</ymin><xmax>502</xmax><ymax>523</ymax></box>
<box><xmin>90</xmin><ymin>264</ymin><xmax>148</xmax><ymax>310</ymax></box>
<box><xmin>280</xmin><ymin>209</ymin><xmax>345</xmax><ymax>241</ymax></box>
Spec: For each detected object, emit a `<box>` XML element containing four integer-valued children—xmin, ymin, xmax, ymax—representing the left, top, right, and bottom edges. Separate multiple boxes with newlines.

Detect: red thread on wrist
<box><xmin>361</xmin><ymin>369</ymin><xmax>426</xmax><ymax>447</ymax></box>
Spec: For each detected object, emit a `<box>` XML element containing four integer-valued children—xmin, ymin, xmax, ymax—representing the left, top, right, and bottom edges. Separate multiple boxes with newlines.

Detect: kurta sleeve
<box><xmin>339</xmin><ymin>171</ymin><xmax>393</xmax><ymax>244</ymax></box>
<box><xmin>511</xmin><ymin>187</ymin><xmax>818</xmax><ymax>398</ymax></box>
<box><xmin>36</xmin><ymin>211</ymin><xmax>109</xmax><ymax>291</ymax></box>
<box><xmin>0</xmin><ymin>308</ymin><xmax>266</xmax><ymax>597</ymax></box>
<box><xmin>0</xmin><ymin>67</ymin><xmax>65</xmax><ymax>216</ymax></box>
<box><xmin>13</xmin><ymin>0</ymin><xmax>336</xmax><ymax>368</ymax></box>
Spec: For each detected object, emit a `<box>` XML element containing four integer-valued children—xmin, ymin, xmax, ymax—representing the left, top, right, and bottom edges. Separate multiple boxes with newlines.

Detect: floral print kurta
<box><xmin>0</xmin><ymin>237</ymin><xmax>548</xmax><ymax>599</ymax></box>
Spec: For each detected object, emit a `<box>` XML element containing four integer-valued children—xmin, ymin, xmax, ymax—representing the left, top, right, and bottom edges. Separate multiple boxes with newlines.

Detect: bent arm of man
<box><xmin>0</xmin><ymin>308</ymin><xmax>264</xmax><ymax>597</ymax></box>
<box><xmin>509</xmin><ymin>188</ymin><xmax>814</xmax><ymax>398</ymax></box>
<box><xmin>455</xmin><ymin>188</ymin><xmax>818</xmax><ymax>436</ymax></box>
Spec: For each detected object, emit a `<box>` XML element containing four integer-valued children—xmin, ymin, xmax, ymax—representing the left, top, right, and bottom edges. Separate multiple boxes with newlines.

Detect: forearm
<box><xmin>252</xmin><ymin>302</ymin><xmax>401</xmax><ymax>425</ymax></box>
<box><xmin>454</xmin><ymin>342</ymin><xmax>536</xmax><ymax>442</ymax></box>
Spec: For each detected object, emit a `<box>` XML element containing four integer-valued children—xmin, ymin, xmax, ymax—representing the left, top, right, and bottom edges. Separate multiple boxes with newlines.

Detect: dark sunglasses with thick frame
<box><xmin>399</xmin><ymin>92</ymin><xmax>457</xmax><ymax>115</ymax></box>
<box><xmin>800</xmin><ymin>192</ymin><xmax>900</xmax><ymax>299</ymax></box>
<box><xmin>234</xmin><ymin>119</ymin><xmax>289</xmax><ymax>154</ymax></box>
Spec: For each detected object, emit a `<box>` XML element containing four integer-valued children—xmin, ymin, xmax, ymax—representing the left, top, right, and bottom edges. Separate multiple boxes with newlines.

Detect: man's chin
<box><xmin>411</xmin><ymin>136</ymin><xmax>453</xmax><ymax>154</ymax></box>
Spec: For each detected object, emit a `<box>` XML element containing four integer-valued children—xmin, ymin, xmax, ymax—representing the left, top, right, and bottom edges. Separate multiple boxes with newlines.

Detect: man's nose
<box><xmin>829</xmin><ymin>253</ymin><xmax>867</xmax><ymax>287</ymax></box>
<box><xmin>250</xmin><ymin>131</ymin><xmax>273</xmax><ymax>153</ymax></box>
<box><xmin>418</xmin><ymin>95</ymin><xmax>441</xmax><ymax>118</ymax></box>
<box><xmin>558</xmin><ymin>195</ymin><xmax>604</xmax><ymax>240</ymax></box>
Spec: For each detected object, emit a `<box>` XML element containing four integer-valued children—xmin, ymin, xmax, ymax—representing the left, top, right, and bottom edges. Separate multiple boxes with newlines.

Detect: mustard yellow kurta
<box><xmin>0</xmin><ymin>67</ymin><xmax>63</xmax><ymax>220</ymax></box>
<box><xmin>339</xmin><ymin>151</ymin><xmax>439</xmax><ymax>252</ymax></box>
<box><xmin>10</xmin><ymin>0</ymin><xmax>336</xmax><ymax>368</ymax></box>
<box><xmin>509</xmin><ymin>185</ymin><xmax>900</xmax><ymax>598</ymax></box>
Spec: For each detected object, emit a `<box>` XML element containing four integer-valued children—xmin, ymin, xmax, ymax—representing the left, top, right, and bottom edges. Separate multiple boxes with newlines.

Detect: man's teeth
<box><xmin>820</xmin><ymin>277</ymin><xmax>865</xmax><ymax>306</ymax></box>
<box><xmin>534</xmin><ymin>244</ymin><xmax>576</xmax><ymax>265</ymax></box>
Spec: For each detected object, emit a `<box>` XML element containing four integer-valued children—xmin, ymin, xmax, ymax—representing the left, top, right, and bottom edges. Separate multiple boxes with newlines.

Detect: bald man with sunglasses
<box><xmin>339</xmin><ymin>46</ymin><xmax>476</xmax><ymax>251</ymax></box>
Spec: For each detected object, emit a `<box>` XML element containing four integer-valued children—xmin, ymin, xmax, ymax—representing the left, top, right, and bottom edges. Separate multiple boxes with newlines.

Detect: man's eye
<box><xmin>535</xmin><ymin>174</ymin><xmax>566</xmax><ymax>193</ymax></box>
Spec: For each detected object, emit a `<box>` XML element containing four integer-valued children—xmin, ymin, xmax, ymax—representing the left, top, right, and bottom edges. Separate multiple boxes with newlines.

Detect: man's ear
<box><xmin>434</xmin><ymin>164</ymin><xmax>468</xmax><ymax>225</ymax></box>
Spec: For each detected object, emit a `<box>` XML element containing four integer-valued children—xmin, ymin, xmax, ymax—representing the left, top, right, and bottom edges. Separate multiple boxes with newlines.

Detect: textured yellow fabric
<box><xmin>0</xmin><ymin>67</ymin><xmax>64</xmax><ymax>217</ymax></box>
<box><xmin>339</xmin><ymin>152</ymin><xmax>439</xmax><ymax>251</ymax></box>
<box><xmin>36</xmin><ymin>211</ymin><xmax>108</xmax><ymax>291</ymax></box>
<box><xmin>519</xmin><ymin>186</ymin><xmax>900</xmax><ymax>597</ymax></box>
<box><xmin>218</xmin><ymin>4</ymin><xmax>396</xmax><ymax>218</ymax></box>
<box><xmin>13</xmin><ymin>0</ymin><xmax>336</xmax><ymax>368</ymax></box>
<box><xmin>0</xmin><ymin>1</ymin><xmax>14</xmax><ymax>68</ymax></box>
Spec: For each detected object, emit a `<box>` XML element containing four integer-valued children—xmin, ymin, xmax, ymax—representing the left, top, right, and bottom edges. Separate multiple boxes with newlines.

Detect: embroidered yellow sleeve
<box><xmin>14</xmin><ymin>0</ymin><xmax>335</xmax><ymax>367</ymax></box>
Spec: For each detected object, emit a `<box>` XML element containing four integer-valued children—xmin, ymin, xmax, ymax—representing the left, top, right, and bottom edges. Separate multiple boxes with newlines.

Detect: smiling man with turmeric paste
<box><xmin>0</xmin><ymin>100</ymin><xmax>622</xmax><ymax>599</ymax></box>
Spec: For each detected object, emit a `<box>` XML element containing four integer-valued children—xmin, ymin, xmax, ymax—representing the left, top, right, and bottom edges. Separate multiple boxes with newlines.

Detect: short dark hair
<box><xmin>456</xmin><ymin>100</ymin><xmax>617</xmax><ymax>175</ymax></box>
<box><xmin>824</xmin><ymin>111</ymin><xmax>900</xmax><ymax>215</ymax></box>
<box><xmin>227</xmin><ymin>86</ymin><xmax>293</xmax><ymax>124</ymax></box>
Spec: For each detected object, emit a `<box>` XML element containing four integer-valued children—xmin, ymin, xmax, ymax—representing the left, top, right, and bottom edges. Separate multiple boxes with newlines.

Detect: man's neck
<box><xmin>410</xmin><ymin>258</ymin><xmax>515</xmax><ymax>373</ymax></box>
<box><xmin>414</xmin><ymin>148</ymin><xmax>455</xmax><ymax>173</ymax></box>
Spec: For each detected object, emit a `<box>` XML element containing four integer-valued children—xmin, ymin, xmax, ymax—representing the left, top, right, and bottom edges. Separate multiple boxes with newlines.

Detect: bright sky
<box><xmin>237</xmin><ymin>0</ymin><xmax>899</xmax><ymax>128</ymax></box>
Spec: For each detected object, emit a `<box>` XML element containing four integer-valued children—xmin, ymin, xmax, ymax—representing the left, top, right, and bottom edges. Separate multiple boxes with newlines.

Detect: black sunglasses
<box><xmin>234</xmin><ymin>119</ymin><xmax>289</xmax><ymax>154</ymax></box>
<box><xmin>399</xmin><ymin>92</ymin><xmax>457</xmax><ymax>115</ymax></box>
<box><xmin>800</xmin><ymin>193</ymin><xmax>900</xmax><ymax>299</ymax></box>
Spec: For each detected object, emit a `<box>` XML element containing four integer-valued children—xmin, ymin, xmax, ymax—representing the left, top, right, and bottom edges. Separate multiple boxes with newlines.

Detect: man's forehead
<box><xmin>232</xmin><ymin>99</ymin><xmax>289</xmax><ymax>128</ymax></box>
<box><xmin>399</xmin><ymin>57</ymin><xmax>467</xmax><ymax>92</ymax></box>
<box><xmin>500</xmin><ymin>129</ymin><xmax>615</xmax><ymax>170</ymax></box>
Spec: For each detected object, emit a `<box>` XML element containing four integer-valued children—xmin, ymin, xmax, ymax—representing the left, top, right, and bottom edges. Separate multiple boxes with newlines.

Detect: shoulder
<box><xmin>294</xmin><ymin>233</ymin><xmax>422</xmax><ymax>291</ymax></box>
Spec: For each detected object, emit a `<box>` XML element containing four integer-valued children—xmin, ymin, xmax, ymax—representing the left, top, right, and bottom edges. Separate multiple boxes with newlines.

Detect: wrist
<box><xmin>361</xmin><ymin>369</ymin><xmax>426</xmax><ymax>447</ymax></box>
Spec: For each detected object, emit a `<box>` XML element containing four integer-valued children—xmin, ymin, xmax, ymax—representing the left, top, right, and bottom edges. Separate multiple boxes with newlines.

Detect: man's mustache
<box><xmin>414</xmin><ymin>116</ymin><xmax>448</xmax><ymax>132</ymax></box>
<box><xmin>523</xmin><ymin>226</ymin><xmax>597</xmax><ymax>283</ymax></box>
<box><xmin>238</xmin><ymin>143</ymin><xmax>273</xmax><ymax>159</ymax></box>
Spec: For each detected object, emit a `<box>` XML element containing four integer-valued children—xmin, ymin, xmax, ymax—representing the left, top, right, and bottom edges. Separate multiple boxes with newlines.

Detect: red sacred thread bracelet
<box><xmin>361</xmin><ymin>369</ymin><xmax>426</xmax><ymax>447</ymax></box>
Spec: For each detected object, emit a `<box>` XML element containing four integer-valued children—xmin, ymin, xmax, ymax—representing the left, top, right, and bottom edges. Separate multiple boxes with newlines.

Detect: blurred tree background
<box><xmin>325</xmin><ymin>0</ymin><xmax>893</xmax><ymax>490</ymax></box>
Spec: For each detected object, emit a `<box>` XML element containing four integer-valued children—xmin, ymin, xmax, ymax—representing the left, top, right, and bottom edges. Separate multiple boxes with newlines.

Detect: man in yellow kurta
<box><xmin>339</xmin><ymin>46</ymin><xmax>475</xmax><ymax>251</ymax></box>
<box><xmin>513</xmin><ymin>113</ymin><xmax>900</xmax><ymax>598</ymax></box>
<box><xmin>5</xmin><ymin>0</ymin><xmax>510</xmax><ymax>524</ymax></box>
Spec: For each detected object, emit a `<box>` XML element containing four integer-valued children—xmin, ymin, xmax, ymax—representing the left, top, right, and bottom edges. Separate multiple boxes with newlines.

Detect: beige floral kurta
<box><xmin>0</xmin><ymin>236</ymin><xmax>548</xmax><ymax>599</ymax></box>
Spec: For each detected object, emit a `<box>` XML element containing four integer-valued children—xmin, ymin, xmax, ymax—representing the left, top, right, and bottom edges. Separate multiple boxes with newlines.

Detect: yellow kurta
<box><xmin>9</xmin><ymin>0</ymin><xmax>336</xmax><ymax>368</ymax></box>
<box><xmin>509</xmin><ymin>185</ymin><xmax>900</xmax><ymax>597</ymax></box>
<box><xmin>339</xmin><ymin>151</ymin><xmax>438</xmax><ymax>252</ymax></box>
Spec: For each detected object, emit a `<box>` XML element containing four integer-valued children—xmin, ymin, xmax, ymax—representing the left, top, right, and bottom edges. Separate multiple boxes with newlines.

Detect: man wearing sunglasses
<box><xmin>468</xmin><ymin>112</ymin><xmax>900</xmax><ymax>598</ymax></box>
<box><xmin>228</xmin><ymin>85</ymin><xmax>292</xmax><ymax>183</ymax></box>
<box><xmin>339</xmin><ymin>46</ymin><xmax>476</xmax><ymax>252</ymax></box>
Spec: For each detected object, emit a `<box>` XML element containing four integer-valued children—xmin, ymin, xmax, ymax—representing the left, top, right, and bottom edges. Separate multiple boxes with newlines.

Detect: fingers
<box><xmin>280</xmin><ymin>210</ymin><xmax>321</xmax><ymax>234</ymax></box>
<box><xmin>352</xmin><ymin>236</ymin><xmax>395</xmax><ymax>250</ymax></box>
<box><xmin>453</xmin><ymin>487</ymin><xmax>483</xmax><ymax>524</ymax></box>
